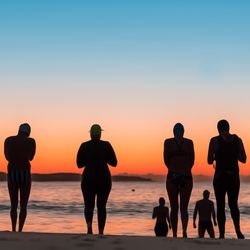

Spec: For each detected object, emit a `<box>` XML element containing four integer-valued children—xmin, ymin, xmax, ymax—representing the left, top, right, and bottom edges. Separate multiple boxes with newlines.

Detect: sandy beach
<box><xmin>0</xmin><ymin>232</ymin><xmax>249</xmax><ymax>250</ymax></box>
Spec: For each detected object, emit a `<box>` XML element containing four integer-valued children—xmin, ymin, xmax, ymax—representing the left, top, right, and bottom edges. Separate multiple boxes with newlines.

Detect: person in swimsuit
<box><xmin>193</xmin><ymin>190</ymin><xmax>217</xmax><ymax>238</ymax></box>
<box><xmin>208</xmin><ymin>119</ymin><xmax>246</xmax><ymax>239</ymax></box>
<box><xmin>152</xmin><ymin>197</ymin><xmax>171</xmax><ymax>237</ymax></box>
<box><xmin>164</xmin><ymin>123</ymin><xmax>195</xmax><ymax>238</ymax></box>
<box><xmin>4</xmin><ymin>123</ymin><xmax>36</xmax><ymax>232</ymax></box>
<box><xmin>77</xmin><ymin>124</ymin><xmax>117</xmax><ymax>235</ymax></box>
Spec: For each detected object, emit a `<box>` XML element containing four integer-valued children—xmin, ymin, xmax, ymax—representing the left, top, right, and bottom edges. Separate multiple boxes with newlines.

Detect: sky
<box><xmin>0</xmin><ymin>0</ymin><xmax>250</xmax><ymax>175</ymax></box>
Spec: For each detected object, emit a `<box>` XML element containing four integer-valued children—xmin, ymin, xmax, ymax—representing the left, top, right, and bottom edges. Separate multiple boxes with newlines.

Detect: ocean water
<box><xmin>1</xmin><ymin>181</ymin><xmax>250</xmax><ymax>238</ymax></box>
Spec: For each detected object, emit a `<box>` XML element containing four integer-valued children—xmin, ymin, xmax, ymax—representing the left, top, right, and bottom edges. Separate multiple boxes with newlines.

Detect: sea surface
<box><xmin>1</xmin><ymin>181</ymin><xmax>250</xmax><ymax>238</ymax></box>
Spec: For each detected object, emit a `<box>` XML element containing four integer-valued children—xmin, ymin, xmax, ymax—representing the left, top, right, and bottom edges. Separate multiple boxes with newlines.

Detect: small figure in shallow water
<box><xmin>4</xmin><ymin>123</ymin><xmax>36</xmax><ymax>232</ymax></box>
<box><xmin>193</xmin><ymin>190</ymin><xmax>217</xmax><ymax>238</ymax></box>
<box><xmin>152</xmin><ymin>197</ymin><xmax>171</xmax><ymax>237</ymax></box>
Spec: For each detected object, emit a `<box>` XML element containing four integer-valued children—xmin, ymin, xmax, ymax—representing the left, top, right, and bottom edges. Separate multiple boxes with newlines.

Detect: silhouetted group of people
<box><xmin>3</xmin><ymin>120</ymin><xmax>247</xmax><ymax>239</ymax></box>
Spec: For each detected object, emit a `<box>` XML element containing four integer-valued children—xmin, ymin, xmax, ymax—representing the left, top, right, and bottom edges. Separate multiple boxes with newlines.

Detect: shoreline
<box><xmin>0</xmin><ymin>232</ymin><xmax>250</xmax><ymax>250</ymax></box>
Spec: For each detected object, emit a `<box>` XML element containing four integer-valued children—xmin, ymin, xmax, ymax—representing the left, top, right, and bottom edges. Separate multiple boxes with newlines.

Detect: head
<box><xmin>203</xmin><ymin>190</ymin><xmax>210</xmax><ymax>199</ymax></box>
<box><xmin>217</xmin><ymin>119</ymin><xmax>230</xmax><ymax>136</ymax></box>
<box><xmin>90</xmin><ymin>124</ymin><xmax>102</xmax><ymax>140</ymax></box>
<box><xmin>159</xmin><ymin>197</ymin><xmax>165</xmax><ymax>206</ymax></box>
<box><xmin>18</xmin><ymin>123</ymin><xmax>31</xmax><ymax>137</ymax></box>
<box><xmin>173</xmin><ymin>123</ymin><xmax>184</xmax><ymax>138</ymax></box>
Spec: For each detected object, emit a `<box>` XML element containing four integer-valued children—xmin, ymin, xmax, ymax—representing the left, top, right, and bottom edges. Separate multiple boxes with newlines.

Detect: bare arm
<box><xmin>29</xmin><ymin>139</ymin><xmax>36</xmax><ymax>161</ymax></box>
<box><xmin>189</xmin><ymin>140</ymin><xmax>195</xmax><ymax>169</ymax></box>
<box><xmin>152</xmin><ymin>208</ymin><xmax>156</xmax><ymax>219</ymax></box>
<box><xmin>4</xmin><ymin>139</ymin><xmax>10</xmax><ymax>161</ymax></box>
<box><xmin>163</xmin><ymin>140</ymin><xmax>169</xmax><ymax>167</ymax></box>
<box><xmin>238</xmin><ymin>138</ymin><xmax>247</xmax><ymax>163</ymax></box>
<box><xmin>76</xmin><ymin>144</ymin><xmax>86</xmax><ymax>168</ymax></box>
<box><xmin>207</xmin><ymin>138</ymin><xmax>216</xmax><ymax>165</ymax></box>
<box><xmin>193</xmin><ymin>202</ymin><xmax>198</xmax><ymax>228</ymax></box>
<box><xmin>107</xmin><ymin>142</ymin><xmax>117</xmax><ymax>167</ymax></box>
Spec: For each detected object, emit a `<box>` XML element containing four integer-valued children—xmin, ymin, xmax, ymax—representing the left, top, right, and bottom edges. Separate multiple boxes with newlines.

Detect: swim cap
<box><xmin>217</xmin><ymin>119</ymin><xmax>230</xmax><ymax>134</ymax></box>
<box><xmin>18</xmin><ymin>123</ymin><xmax>31</xmax><ymax>135</ymax></box>
<box><xmin>90</xmin><ymin>124</ymin><xmax>103</xmax><ymax>136</ymax></box>
<box><xmin>173</xmin><ymin>123</ymin><xmax>184</xmax><ymax>137</ymax></box>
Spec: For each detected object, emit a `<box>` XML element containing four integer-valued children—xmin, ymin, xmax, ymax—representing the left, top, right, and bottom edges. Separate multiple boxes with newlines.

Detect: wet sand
<box><xmin>0</xmin><ymin>231</ymin><xmax>249</xmax><ymax>250</ymax></box>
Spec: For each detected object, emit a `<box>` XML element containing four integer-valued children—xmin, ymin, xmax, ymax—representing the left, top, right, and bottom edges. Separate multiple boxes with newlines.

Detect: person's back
<box><xmin>208</xmin><ymin>120</ymin><xmax>246</xmax><ymax>239</ymax></box>
<box><xmin>152</xmin><ymin>197</ymin><xmax>171</xmax><ymax>237</ymax></box>
<box><xmin>77</xmin><ymin>124</ymin><xmax>117</xmax><ymax>235</ymax></box>
<box><xmin>77</xmin><ymin>139</ymin><xmax>116</xmax><ymax>176</ymax></box>
<box><xmin>4</xmin><ymin>123</ymin><xmax>36</xmax><ymax>232</ymax></box>
<box><xmin>193</xmin><ymin>190</ymin><xmax>217</xmax><ymax>238</ymax></box>
<box><xmin>5</xmin><ymin>134</ymin><xmax>36</xmax><ymax>171</ymax></box>
<box><xmin>196</xmin><ymin>199</ymin><xmax>214</xmax><ymax>222</ymax></box>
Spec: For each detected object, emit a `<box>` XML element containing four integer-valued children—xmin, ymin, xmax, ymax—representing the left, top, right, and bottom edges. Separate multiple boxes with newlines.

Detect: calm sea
<box><xmin>1</xmin><ymin>181</ymin><xmax>250</xmax><ymax>238</ymax></box>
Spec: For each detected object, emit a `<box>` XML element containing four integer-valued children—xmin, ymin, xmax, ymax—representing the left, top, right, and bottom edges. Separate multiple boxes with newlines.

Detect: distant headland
<box><xmin>1</xmin><ymin>172</ymin><xmax>250</xmax><ymax>182</ymax></box>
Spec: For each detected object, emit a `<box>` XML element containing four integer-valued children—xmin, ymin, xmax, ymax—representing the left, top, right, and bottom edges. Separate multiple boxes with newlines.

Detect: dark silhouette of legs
<box><xmin>97</xmin><ymin>185</ymin><xmax>111</xmax><ymax>234</ymax></box>
<box><xmin>207</xmin><ymin>222</ymin><xmax>215</xmax><ymax>238</ymax></box>
<box><xmin>166</xmin><ymin>180</ymin><xmax>179</xmax><ymax>237</ymax></box>
<box><xmin>154</xmin><ymin>222</ymin><xmax>168</xmax><ymax>237</ymax></box>
<box><xmin>8</xmin><ymin>182</ymin><xmax>18</xmax><ymax>232</ymax></box>
<box><xmin>214</xmin><ymin>177</ymin><xmax>226</xmax><ymax>238</ymax></box>
<box><xmin>179</xmin><ymin>179</ymin><xmax>192</xmax><ymax>237</ymax></box>
<box><xmin>81</xmin><ymin>184</ymin><xmax>95</xmax><ymax>234</ymax></box>
<box><xmin>18</xmin><ymin>181</ymin><xmax>31</xmax><ymax>232</ymax></box>
<box><xmin>198</xmin><ymin>221</ymin><xmax>206</xmax><ymax>238</ymax></box>
<box><xmin>227</xmin><ymin>176</ymin><xmax>244</xmax><ymax>239</ymax></box>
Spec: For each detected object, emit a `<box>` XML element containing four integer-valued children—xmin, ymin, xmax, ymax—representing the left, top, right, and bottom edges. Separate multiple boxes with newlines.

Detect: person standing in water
<box><xmin>208</xmin><ymin>119</ymin><xmax>246</xmax><ymax>239</ymax></box>
<box><xmin>193</xmin><ymin>190</ymin><xmax>217</xmax><ymax>238</ymax></box>
<box><xmin>77</xmin><ymin>124</ymin><xmax>117</xmax><ymax>235</ymax></box>
<box><xmin>4</xmin><ymin>123</ymin><xmax>36</xmax><ymax>232</ymax></box>
<box><xmin>164</xmin><ymin>123</ymin><xmax>195</xmax><ymax>238</ymax></box>
<box><xmin>152</xmin><ymin>197</ymin><xmax>171</xmax><ymax>237</ymax></box>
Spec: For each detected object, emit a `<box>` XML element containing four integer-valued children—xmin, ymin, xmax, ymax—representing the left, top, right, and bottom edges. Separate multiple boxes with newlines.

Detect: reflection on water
<box><xmin>1</xmin><ymin>181</ymin><xmax>250</xmax><ymax>238</ymax></box>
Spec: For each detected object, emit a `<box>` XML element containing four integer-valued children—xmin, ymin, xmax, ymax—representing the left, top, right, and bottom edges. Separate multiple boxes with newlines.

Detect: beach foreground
<box><xmin>0</xmin><ymin>232</ymin><xmax>249</xmax><ymax>250</ymax></box>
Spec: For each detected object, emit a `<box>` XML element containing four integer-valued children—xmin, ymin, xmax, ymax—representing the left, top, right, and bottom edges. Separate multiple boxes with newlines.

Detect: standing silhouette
<box><xmin>208</xmin><ymin>119</ymin><xmax>246</xmax><ymax>239</ymax></box>
<box><xmin>152</xmin><ymin>197</ymin><xmax>171</xmax><ymax>237</ymax></box>
<box><xmin>4</xmin><ymin>123</ymin><xmax>36</xmax><ymax>232</ymax></box>
<box><xmin>77</xmin><ymin>124</ymin><xmax>117</xmax><ymax>235</ymax></box>
<box><xmin>193</xmin><ymin>190</ymin><xmax>217</xmax><ymax>238</ymax></box>
<box><xmin>164</xmin><ymin>123</ymin><xmax>195</xmax><ymax>238</ymax></box>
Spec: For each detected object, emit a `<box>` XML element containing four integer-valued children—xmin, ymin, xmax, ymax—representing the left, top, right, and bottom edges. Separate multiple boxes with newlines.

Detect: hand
<box><xmin>193</xmin><ymin>222</ymin><xmax>196</xmax><ymax>229</ymax></box>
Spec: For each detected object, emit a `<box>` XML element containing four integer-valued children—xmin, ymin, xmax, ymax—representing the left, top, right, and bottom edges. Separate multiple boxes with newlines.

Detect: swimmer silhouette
<box><xmin>152</xmin><ymin>197</ymin><xmax>171</xmax><ymax>237</ymax></box>
<box><xmin>4</xmin><ymin>123</ymin><xmax>36</xmax><ymax>232</ymax></box>
<box><xmin>193</xmin><ymin>190</ymin><xmax>217</xmax><ymax>238</ymax></box>
<box><xmin>208</xmin><ymin>120</ymin><xmax>247</xmax><ymax>239</ymax></box>
<box><xmin>164</xmin><ymin>123</ymin><xmax>195</xmax><ymax>238</ymax></box>
<box><xmin>77</xmin><ymin>124</ymin><xmax>117</xmax><ymax>235</ymax></box>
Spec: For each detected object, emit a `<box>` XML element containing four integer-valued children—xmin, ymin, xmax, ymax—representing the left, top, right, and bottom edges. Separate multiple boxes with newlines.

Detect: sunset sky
<box><xmin>0</xmin><ymin>0</ymin><xmax>250</xmax><ymax>175</ymax></box>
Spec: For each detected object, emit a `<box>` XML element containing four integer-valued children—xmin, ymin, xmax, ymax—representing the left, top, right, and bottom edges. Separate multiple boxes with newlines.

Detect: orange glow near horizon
<box><xmin>1</xmin><ymin>124</ymin><xmax>249</xmax><ymax>176</ymax></box>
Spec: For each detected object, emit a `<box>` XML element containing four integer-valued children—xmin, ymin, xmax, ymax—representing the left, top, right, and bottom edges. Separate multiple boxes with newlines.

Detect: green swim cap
<box><xmin>90</xmin><ymin>124</ymin><xmax>103</xmax><ymax>136</ymax></box>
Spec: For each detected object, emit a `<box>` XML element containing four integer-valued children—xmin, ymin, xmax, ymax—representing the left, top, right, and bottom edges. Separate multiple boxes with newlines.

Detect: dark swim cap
<box><xmin>217</xmin><ymin>120</ymin><xmax>230</xmax><ymax>133</ymax></box>
<box><xmin>159</xmin><ymin>197</ymin><xmax>165</xmax><ymax>206</ymax></box>
<box><xmin>203</xmin><ymin>190</ymin><xmax>210</xmax><ymax>197</ymax></box>
<box><xmin>173</xmin><ymin>123</ymin><xmax>184</xmax><ymax>137</ymax></box>
<box><xmin>18</xmin><ymin>123</ymin><xmax>31</xmax><ymax>135</ymax></box>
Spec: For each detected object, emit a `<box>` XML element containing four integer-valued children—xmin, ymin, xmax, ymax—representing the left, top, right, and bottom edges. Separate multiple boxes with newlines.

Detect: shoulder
<box><xmin>28</xmin><ymin>137</ymin><xmax>36</xmax><ymax>143</ymax></box>
<box><xmin>196</xmin><ymin>200</ymin><xmax>202</xmax><ymax>206</ymax></box>
<box><xmin>5</xmin><ymin>136</ymin><xmax>15</xmax><ymax>144</ymax></box>
<box><xmin>184</xmin><ymin>138</ymin><xmax>194</xmax><ymax>146</ymax></box>
<box><xmin>210</xmin><ymin>136</ymin><xmax>219</xmax><ymax>143</ymax></box>
<box><xmin>209</xmin><ymin>200</ymin><xmax>214</xmax><ymax>205</ymax></box>
<box><xmin>164</xmin><ymin>138</ymin><xmax>174</xmax><ymax>145</ymax></box>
